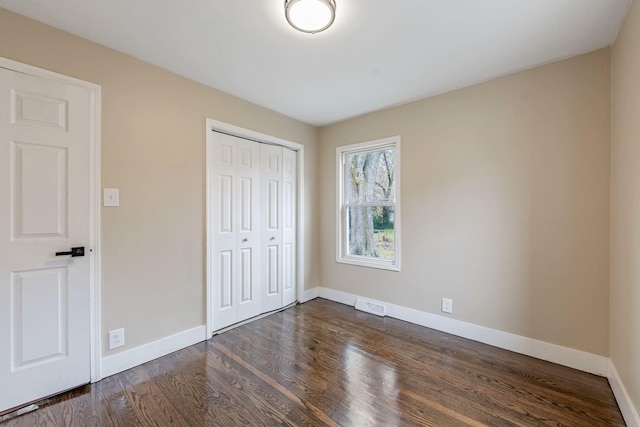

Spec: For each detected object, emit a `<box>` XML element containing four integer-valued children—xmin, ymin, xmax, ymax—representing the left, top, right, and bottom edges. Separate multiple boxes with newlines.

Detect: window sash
<box><xmin>343</xmin><ymin>206</ymin><xmax>396</xmax><ymax>262</ymax></box>
<box><xmin>342</xmin><ymin>146</ymin><xmax>396</xmax><ymax>205</ymax></box>
<box><xmin>337</xmin><ymin>137</ymin><xmax>400</xmax><ymax>271</ymax></box>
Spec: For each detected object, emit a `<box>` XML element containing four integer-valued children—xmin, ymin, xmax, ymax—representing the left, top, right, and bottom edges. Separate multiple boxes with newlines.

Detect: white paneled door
<box><xmin>208</xmin><ymin>130</ymin><xmax>298</xmax><ymax>332</ymax></box>
<box><xmin>0</xmin><ymin>67</ymin><xmax>92</xmax><ymax>413</ymax></box>
<box><xmin>209</xmin><ymin>133</ymin><xmax>262</xmax><ymax>331</ymax></box>
<box><xmin>260</xmin><ymin>144</ymin><xmax>284</xmax><ymax>313</ymax></box>
<box><xmin>281</xmin><ymin>148</ymin><xmax>297</xmax><ymax>307</ymax></box>
<box><xmin>261</xmin><ymin>144</ymin><xmax>298</xmax><ymax>312</ymax></box>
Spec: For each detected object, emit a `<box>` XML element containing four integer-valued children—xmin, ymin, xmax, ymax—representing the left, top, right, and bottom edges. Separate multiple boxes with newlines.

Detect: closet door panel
<box><xmin>219</xmin><ymin>175</ymin><xmax>233</xmax><ymax>233</ymax></box>
<box><xmin>219</xmin><ymin>251</ymin><xmax>233</xmax><ymax>308</ymax></box>
<box><xmin>235</xmin><ymin>139</ymin><xmax>261</xmax><ymax>321</ymax></box>
<box><xmin>261</xmin><ymin>144</ymin><xmax>284</xmax><ymax>312</ymax></box>
<box><xmin>267</xmin><ymin>180</ymin><xmax>279</xmax><ymax>230</ymax></box>
<box><xmin>282</xmin><ymin>148</ymin><xmax>297</xmax><ymax>306</ymax></box>
<box><xmin>239</xmin><ymin>248</ymin><xmax>253</xmax><ymax>303</ymax></box>
<box><xmin>209</xmin><ymin>134</ymin><xmax>238</xmax><ymax>330</ymax></box>
<box><xmin>267</xmin><ymin>245</ymin><xmax>279</xmax><ymax>295</ymax></box>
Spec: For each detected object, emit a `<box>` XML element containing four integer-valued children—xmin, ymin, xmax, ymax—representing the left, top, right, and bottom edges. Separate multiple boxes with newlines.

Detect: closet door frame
<box><xmin>205</xmin><ymin>118</ymin><xmax>305</xmax><ymax>338</ymax></box>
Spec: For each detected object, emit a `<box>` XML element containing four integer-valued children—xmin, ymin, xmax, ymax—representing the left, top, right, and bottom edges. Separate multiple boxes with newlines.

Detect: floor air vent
<box><xmin>355</xmin><ymin>298</ymin><xmax>386</xmax><ymax>317</ymax></box>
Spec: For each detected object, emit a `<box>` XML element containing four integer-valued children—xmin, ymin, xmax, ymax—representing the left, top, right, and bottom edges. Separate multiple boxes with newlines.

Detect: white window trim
<box><xmin>336</xmin><ymin>136</ymin><xmax>401</xmax><ymax>272</ymax></box>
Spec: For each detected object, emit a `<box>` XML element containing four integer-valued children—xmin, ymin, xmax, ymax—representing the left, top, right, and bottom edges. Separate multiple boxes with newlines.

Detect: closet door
<box><xmin>260</xmin><ymin>144</ymin><xmax>284</xmax><ymax>312</ymax></box>
<box><xmin>235</xmin><ymin>139</ymin><xmax>262</xmax><ymax>321</ymax></box>
<box><xmin>209</xmin><ymin>133</ymin><xmax>261</xmax><ymax>331</ymax></box>
<box><xmin>282</xmin><ymin>148</ymin><xmax>297</xmax><ymax>306</ymax></box>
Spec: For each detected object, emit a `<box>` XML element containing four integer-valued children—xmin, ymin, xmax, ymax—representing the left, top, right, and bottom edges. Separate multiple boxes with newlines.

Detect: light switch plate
<box><xmin>103</xmin><ymin>188</ymin><xmax>119</xmax><ymax>207</ymax></box>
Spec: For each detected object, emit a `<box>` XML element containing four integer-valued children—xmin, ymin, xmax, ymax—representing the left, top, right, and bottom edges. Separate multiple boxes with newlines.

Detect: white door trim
<box><xmin>205</xmin><ymin>118</ymin><xmax>305</xmax><ymax>338</ymax></box>
<box><xmin>0</xmin><ymin>57</ymin><xmax>102</xmax><ymax>382</ymax></box>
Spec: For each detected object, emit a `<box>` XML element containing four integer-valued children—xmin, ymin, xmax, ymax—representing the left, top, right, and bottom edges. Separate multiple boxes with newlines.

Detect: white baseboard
<box><xmin>299</xmin><ymin>287</ymin><xmax>319</xmax><ymax>303</ymax></box>
<box><xmin>319</xmin><ymin>287</ymin><xmax>357</xmax><ymax>306</ymax></box>
<box><xmin>609</xmin><ymin>359</ymin><xmax>640</xmax><ymax>427</ymax></box>
<box><xmin>318</xmin><ymin>287</ymin><xmax>608</xmax><ymax>376</ymax></box>
<box><xmin>100</xmin><ymin>325</ymin><xmax>206</xmax><ymax>379</ymax></box>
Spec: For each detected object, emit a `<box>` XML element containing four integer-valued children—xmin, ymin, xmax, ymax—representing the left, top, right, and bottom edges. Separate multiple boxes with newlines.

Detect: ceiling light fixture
<box><xmin>284</xmin><ymin>0</ymin><xmax>336</xmax><ymax>34</ymax></box>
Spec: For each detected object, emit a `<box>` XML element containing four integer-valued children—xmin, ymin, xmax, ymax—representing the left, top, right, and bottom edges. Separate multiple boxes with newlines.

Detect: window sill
<box><xmin>336</xmin><ymin>256</ymin><xmax>400</xmax><ymax>272</ymax></box>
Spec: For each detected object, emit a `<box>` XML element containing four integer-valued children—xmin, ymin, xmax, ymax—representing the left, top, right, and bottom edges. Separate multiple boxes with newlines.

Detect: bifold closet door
<box><xmin>282</xmin><ymin>148</ymin><xmax>297</xmax><ymax>307</ymax></box>
<box><xmin>209</xmin><ymin>132</ymin><xmax>298</xmax><ymax>331</ymax></box>
<box><xmin>260</xmin><ymin>144</ymin><xmax>284</xmax><ymax>312</ymax></box>
<box><xmin>261</xmin><ymin>145</ymin><xmax>297</xmax><ymax>312</ymax></box>
<box><xmin>210</xmin><ymin>133</ymin><xmax>261</xmax><ymax>331</ymax></box>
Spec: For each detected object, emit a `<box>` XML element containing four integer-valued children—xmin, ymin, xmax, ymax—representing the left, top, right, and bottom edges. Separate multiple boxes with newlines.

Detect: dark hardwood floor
<box><xmin>2</xmin><ymin>298</ymin><xmax>624</xmax><ymax>426</ymax></box>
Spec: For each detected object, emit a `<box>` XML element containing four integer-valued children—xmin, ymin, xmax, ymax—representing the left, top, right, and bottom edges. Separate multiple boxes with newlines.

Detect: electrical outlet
<box><xmin>441</xmin><ymin>298</ymin><xmax>453</xmax><ymax>314</ymax></box>
<box><xmin>109</xmin><ymin>328</ymin><xmax>125</xmax><ymax>350</ymax></box>
<box><xmin>103</xmin><ymin>188</ymin><xmax>120</xmax><ymax>207</ymax></box>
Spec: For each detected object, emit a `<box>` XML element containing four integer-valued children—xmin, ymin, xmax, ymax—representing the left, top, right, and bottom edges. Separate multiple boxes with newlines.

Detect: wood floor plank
<box><xmin>1</xmin><ymin>298</ymin><xmax>625</xmax><ymax>426</ymax></box>
<box><xmin>298</xmin><ymin>314</ymin><xmax>584</xmax><ymax>425</ymax></box>
<box><xmin>250</xmin><ymin>306</ymin><xmax>553</xmax><ymax>426</ymax></box>
<box><xmin>202</xmin><ymin>345</ymin><xmax>309</xmax><ymax>425</ymax></box>
<box><xmin>248</xmin><ymin>309</ymin><xmax>527</xmax><ymax>425</ymax></box>
<box><xmin>288</xmin><ymin>300</ymin><xmax>621</xmax><ymax>425</ymax></box>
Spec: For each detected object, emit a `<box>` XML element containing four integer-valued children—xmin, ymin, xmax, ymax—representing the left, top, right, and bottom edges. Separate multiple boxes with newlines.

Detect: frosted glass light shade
<box><xmin>285</xmin><ymin>0</ymin><xmax>336</xmax><ymax>33</ymax></box>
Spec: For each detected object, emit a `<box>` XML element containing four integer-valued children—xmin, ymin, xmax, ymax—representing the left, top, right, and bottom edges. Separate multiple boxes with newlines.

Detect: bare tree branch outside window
<box><xmin>344</xmin><ymin>147</ymin><xmax>395</xmax><ymax>261</ymax></box>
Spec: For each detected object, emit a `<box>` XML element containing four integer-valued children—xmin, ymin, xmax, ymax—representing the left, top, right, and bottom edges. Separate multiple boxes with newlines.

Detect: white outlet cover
<box><xmin>103</xmin><ymin>188</ymin><xmax>119</xmax><ymax>207</ymax></box>
<box><xmin>108</xmin><ymin>328</ymin><xmax>125</xmax><ymax>349</ymax></box>
<box><xmin>442</xmin><ymin>298</ymin><xmax>453</xmax><ymax>314</ymax></box>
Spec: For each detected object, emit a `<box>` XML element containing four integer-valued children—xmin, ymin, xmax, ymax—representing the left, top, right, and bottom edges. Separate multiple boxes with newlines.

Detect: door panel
<box><xmin>12</xmin><ymin>267</ymin><xmax>68</xmax><ymax>367</ymax></box>
<box><xmin>209</xmin><ymin>133</ymin><xmax>261</xmax><ymax>330</ymax></box>
<box><xmin>261</xmin><ymin>144</ymin><xmax>283</xmax><ymax>312</ymax></box>
<box><xmin>218</xmin><ymin>251</ymin><xmax>233</xmax><ymax>309</ymax></box>
<box><xmin>239</xmin><ymin>177</ymin><xmax>252</xmax><ymax>232</ymax></box>
<box><xmin>0</xmin><ymin>67</ymin><xmax>91</xmax><ymax>413</ymax></box>
<box><xmin>11</xmin><ymin>141</ymin><xmax>68</xmax><ymax>239</ymax></box>
<box><xmin>209</xmin><ymin>135</ymin><xmax>237</xmax><ymax>330</ymax></box>
<box><xmin>234</xmin><ymin>138</ymin><xmax>261</xmax><ymax>321</ymax></box>
<box><xmin>11</xmin><ymin>90</ymin><xmax>67</xmax><ymax>131</ymax></box>
<box><xmin>283</xmin><ymin>243</ymin><xmax>293</xmax><ymax>291</ymax></box>
<box><xmin>283</xmin><ymin>182</ymin><xmax>293</xmax><ymax>230</ymax></box>
<box><xmin>240</xmin><ymin>248</ymin><xmax>252</xmax><ymax>303</ymax></box>
<box><xmin>267</xmin><ymin>180</ymin><xmax>278</xmax><ymax>230</ymax></box>
<box><xmin>218</xmin><ymin>175</ymin><xmax>232</xmax><ymax>234</ymax></box>
<box><xmin>282</xmin><ymin>148</ymin><xmax>297</xmax><ymax>306</ymax></box>
<box><xmin>266</xmin><ymin>245</ymin><xmax>278</xmax><ymax>295</ymax></box>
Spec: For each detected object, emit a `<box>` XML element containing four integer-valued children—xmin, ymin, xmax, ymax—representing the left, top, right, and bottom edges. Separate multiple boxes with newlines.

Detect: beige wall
<box><xmin>319</xmin><ymin>49</ymin><xmax>611</xmax><ymax>355</ymax></box>
<box><xmin>611</xmin><ymin>0</ymin><xmax>640</xmax><ymax>413</ymax></box>
<box><xmin>0</xmin><ymin>5</ymin><xmax>623</xmax><ymax>377</ymax></box>
<box><xmin>0</xmin><ymin>8</ymin><xmax>320</xmax><ymax>355</ymax></box>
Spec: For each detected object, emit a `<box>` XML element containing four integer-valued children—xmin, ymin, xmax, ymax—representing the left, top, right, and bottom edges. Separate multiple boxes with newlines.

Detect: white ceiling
<box><xmin>0</xmin><ymin>0</ymin><xmax>630</xmax><ymax>126</ymax></box>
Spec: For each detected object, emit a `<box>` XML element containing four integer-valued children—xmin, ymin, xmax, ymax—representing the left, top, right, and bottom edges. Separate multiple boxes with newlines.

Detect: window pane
<box><xmin>347</xmin><ymin>206</ymin><xmax>395</xmax><ymax>261</ymax></box>
<box><xmin>345</xmin><ymin>148</ymin><xmax>395</xmax><ymax>204</ymax></box>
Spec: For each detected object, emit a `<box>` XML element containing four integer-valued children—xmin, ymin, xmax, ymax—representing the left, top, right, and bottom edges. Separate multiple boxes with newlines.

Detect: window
<box><xmin>336</xmin><ymin>137</ymin><xmax>401</xmax><ymax>271</ymax></box>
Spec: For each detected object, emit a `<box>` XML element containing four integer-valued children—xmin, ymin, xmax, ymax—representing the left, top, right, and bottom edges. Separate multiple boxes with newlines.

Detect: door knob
<box><xmin>242</xmin><ymin>238</ymin><xmax>248</xmax><ymax>243</ymax></box>
<box><xmin>270</xmin><ymin>237</ymin><xmax>275</xmax><ymax>241</ymax></box>
<box><xmin>55</xmin><ymin>247</ymin><xmax>85</xmax><ymax>257</ymax></box>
